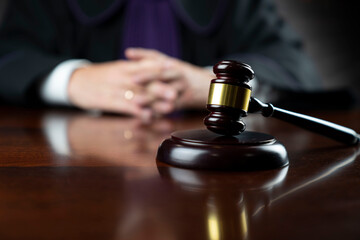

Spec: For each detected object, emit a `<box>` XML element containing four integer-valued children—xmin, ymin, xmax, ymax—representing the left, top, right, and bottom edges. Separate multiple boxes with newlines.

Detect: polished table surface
<box><xmin>0</xmin><ymin>105</ymin><xmax>359</xmax><ymax>240</ymax></box>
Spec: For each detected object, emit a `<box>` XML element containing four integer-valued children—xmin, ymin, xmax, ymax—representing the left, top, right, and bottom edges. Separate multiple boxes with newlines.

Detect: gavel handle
<box><xmin>261</xmin><ymin>104</ymin><xmax>360</xmax><ymax>145</ymax></box>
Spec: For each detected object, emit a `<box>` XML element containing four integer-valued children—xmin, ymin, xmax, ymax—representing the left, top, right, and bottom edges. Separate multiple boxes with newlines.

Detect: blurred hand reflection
<box><xmin>157</xmin><ymin>146</ymin><xmax>359</xmax><ymax>240</ymax></box>
<box><xmin>43</xmin><ymin>112</ymin><xmax>176</xmax><ymax>165</ymax></box>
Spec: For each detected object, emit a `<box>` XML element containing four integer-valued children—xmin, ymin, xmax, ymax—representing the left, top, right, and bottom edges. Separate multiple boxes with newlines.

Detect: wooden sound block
<box><xmin>156</xmin><ymin>129</ymin><xmax>289</xmax><ymax>171</ymax></box>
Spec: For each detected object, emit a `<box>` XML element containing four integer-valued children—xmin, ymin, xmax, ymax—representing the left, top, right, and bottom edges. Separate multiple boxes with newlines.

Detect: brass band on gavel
<box><xmin>207</xmin><ymin>83</ymin><xmax>251</xmax><ymax>111</ymax></box>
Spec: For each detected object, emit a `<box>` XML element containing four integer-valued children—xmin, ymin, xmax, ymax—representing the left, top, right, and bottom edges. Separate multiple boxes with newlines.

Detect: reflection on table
<box><xmin>0</xmin><ymin>106</ymin><xmax>359</xmax><ymax>239</ymax></box>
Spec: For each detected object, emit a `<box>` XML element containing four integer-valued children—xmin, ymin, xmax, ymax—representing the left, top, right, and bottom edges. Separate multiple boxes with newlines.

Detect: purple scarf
<box><xmin>120</xmin><ymin>0</ymin><xmax>180</xmax><ymax>59</ymax></box>
<box><xmin>67</xmin><ymin>0</ymin><xmax>228</xmax><ymax>59</ymax></box>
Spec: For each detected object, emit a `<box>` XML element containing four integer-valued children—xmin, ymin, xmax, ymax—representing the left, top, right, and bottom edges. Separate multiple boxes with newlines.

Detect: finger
<box><xmin>157</xmin><ymin>58</ymin><xmax>186</xmax><ymax>83</ymax></box>
<box><xmin>104</xmin><ymin>61</ymin><xmax>164</xmax><ymax>86</ymax></box>
<box><xmin>111</xmin><ymin>60</ymin><xmax>159</xmax><ymax>75</ymax></box>
<box><xmin>130</xmin><ymin>59</ymin><xmax>169</xmax><ymax>84</ymax></box>
<box><xmin>131</xmin><ymin>66</ymin><xmax>182</xmax><ymax>86</ymax></box>
<box><xmin>125</xmin><ymin>48</ymin><xmax>166</xmax><ymax>61</ymax></box>
<box><xmin>132</xmin><ymin>70</ymin><xmax>164</xmax><ymax>85</ymax></box>
<box><xmin>131</xmin><ymin>91</ymin><xmax>154</xmax><ymax>106</ymax></box>
<box><xmin>146</xmin><ymin>81</ymin><xmax>178</xmax><ymax>101</ymax></box>
<box><xmin>113</xmin><ymin>58</ymin><xmax>180</xmax><ymax>86</ymax></box>
<box><xmin>159</xmin><ymin>67</ymin><xmax>182</xmax><ymax>82</ymax></box>
<box><xmin>92</xmin><ymin>86</ymin><xmax>154</xmax><ymax>119</ymax></box>
<box><xmin>168</xmin><ymin>78</ymin><xmax>187</xmax><ymax>96</ymax></box>
<box><xmin>120</xmin><ymin>88</ymin><xmax>156</xmax><ymax>110</ymax></box>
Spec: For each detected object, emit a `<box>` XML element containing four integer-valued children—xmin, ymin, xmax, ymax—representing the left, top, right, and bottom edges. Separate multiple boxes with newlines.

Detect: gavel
<box><xmin>205</xmin><ymin>60</ymin><xmax>360</xmax><ymax>145</ymax></box>
<box><xmin>156</xmin><ymin>60</ymin><xmax>359</xmax><ymax>171</ymax></box>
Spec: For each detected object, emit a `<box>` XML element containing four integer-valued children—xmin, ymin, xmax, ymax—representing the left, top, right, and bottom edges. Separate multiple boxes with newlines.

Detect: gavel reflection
<box><xmin>157</xmin><ymin>145</ymin><xmax>359</xmax><ymax>239</ymax></box>
<box><xmin>157</xmin><ymin>165</ymin><xmax>288</xmax><ymax>240</ymax></box>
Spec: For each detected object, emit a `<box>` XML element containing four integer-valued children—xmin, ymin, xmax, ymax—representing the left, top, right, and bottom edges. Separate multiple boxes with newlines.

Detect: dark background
<box><xmin>274</xmin><ymin>0</ymin><xmax>360</xmax><ymax>102</ymax></box>
<box><xmin>1</xmin><ymin>0</ymin><xmax>359</xmax><ymax>106</ymax></box>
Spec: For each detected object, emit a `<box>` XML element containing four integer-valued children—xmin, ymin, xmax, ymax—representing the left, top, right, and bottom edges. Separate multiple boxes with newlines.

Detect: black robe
<box><xmin>0</xmin><ymin>0</ymin><xmax>321</xmax><ymax>105</ymax></box>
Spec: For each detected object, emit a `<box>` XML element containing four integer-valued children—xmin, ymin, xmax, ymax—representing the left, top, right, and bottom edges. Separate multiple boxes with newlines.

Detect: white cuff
<box><xmin>40</xmin><ymin>59</ymin><xmax>91</xmax><ymax>105</ymax></box>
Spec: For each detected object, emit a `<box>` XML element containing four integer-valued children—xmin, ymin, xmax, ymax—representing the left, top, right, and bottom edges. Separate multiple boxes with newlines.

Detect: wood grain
<box><xmin>0</xmin><ymin>106</ymin><xmax>359</xmax><ymax>240</ymax></box>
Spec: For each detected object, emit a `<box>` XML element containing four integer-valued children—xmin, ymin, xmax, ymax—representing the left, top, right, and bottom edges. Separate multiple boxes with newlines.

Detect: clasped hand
<box><xmin>68</xmin><ymin>48</ymin><xmax>214</xmax><ymax>119</ymax></box>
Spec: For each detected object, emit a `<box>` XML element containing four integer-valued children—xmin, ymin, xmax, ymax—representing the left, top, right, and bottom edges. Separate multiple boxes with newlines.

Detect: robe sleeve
<box><xmin>0</xmin><ymin>0</ymin><xmax>68</xmax><ymax>105</ymax></box>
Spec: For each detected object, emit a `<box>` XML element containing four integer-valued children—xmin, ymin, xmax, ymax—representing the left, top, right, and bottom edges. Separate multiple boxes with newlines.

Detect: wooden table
<box><xmin>0</xmin><ymin>105</ymin><xmax>359</xmax><ymax>240</ymax></box>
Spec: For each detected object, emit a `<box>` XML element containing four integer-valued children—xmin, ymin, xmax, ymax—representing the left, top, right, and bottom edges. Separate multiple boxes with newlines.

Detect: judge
<box><xmin>0</xmin><ymin>0</ymin><xmax>321</xmax><ymax>118</ymax></box>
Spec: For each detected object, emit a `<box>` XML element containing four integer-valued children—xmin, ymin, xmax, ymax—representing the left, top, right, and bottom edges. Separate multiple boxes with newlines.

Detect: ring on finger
<box><xmin>124</xmin><ymin>90</ymin><xmax>135</xmax><ymax>100</ymax></box>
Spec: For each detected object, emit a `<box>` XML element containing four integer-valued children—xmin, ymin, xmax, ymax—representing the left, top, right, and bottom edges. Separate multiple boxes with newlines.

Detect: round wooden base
<box><xmin>156</xmin><ymin>129</ymin><xmax>289</xmax><ymax>171</ymax></box>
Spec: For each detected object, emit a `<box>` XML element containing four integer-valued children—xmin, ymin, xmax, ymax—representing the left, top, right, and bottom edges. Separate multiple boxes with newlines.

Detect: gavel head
<box><xmin>204</xmin><ymin>60</ymin><xmax>254</xmax><ymax>135</ymax></box>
